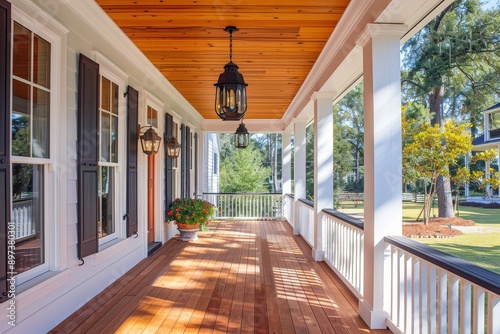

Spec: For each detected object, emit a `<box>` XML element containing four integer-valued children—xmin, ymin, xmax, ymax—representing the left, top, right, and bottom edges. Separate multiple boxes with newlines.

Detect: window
<box><xmin>98</xmin><ymin>75</ymin><xmax>119</xmax><ymax>241</ymax></box>
<box><xmin>213</xmin><ymin>153</ymin><xmax>218</xmax><ymax>175</ymax></box>
<box><xmin>489</xmin><ymin>111</ymin><xmax>500</xmax><ymax>139</ymax></box>
<box><xmin>172</xmin><ymin>121</ymin><xmax>180</xmax><ymax>197</ymax></box>
<box><xmin>147</xmin><ymin>105</ymin><xmax>158</xmax><ymax>128</ymax></box>
<box><xmin>172</xmin><ymin>121</ymin><xmax>179</xmax><ymax>168</ymax></box>
<box><xmin>11</xmin><ymin>22</ymin><xmax>51</xmax><ymax>276</ymax></box>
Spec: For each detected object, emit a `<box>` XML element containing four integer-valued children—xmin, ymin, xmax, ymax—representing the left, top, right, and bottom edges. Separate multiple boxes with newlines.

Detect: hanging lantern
<box><xmin>234</xmin><ymin>122</ymin><xmax>250</xmax><ymax>149</ymax></box>
<box><xmin>214</xmin><ymin>26</ymin><xmax>248</xmax><ymax>121</ymax></box>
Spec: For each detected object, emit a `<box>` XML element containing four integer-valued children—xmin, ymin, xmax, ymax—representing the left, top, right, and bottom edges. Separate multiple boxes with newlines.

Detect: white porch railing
<box><xmin>283</xmin><ymin>193</ymin><xmax>294</xmax><ymax>227</ymax></box>
<box><xmin>297</xmin><ymin>199</ymin><xmax>314</xmax><ymax>247</ymax></box>
<box><xmin>202</xmin><ymin>193</ymin><xmax>283</xmax><ymax>220</ymax></box>
<box><xmin>12</xmin><ymin>198</ymin><xmax>37</xmax><ymax>240</ymax></box>
<box><xmin>384</xmin><ymin>236</ymin><xmax>500</xmax><ymax>334</ymax></box>
<box><xmin>322</xmin><ymin>209</ymin><xmax>364</xmax><ymax>298</ymax></box>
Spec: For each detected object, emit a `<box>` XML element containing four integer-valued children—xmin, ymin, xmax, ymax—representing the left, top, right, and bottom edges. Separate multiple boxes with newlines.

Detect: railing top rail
<box><xmin>203</xmin><ymin>192</ymin><xmax>283</xmax><ymax>196</ymax></box>
<box><xmin>385</xmin><ymin>236</ymin><xmax>500</xmax><ymax>295</ymax></box>
<box><xmin>322</xmin><ymin>209</ymin><xmax>364</xmax><ymax>230</ymax></box>
<box><xmin>298</xmin><ymin>198</ymin><xmax>314</xmax><ymax>207</ymax></box>
<box><xmin>284</xmin><ymin>193</ymin><xmax>294</xmax><ymax>199</ymax></box>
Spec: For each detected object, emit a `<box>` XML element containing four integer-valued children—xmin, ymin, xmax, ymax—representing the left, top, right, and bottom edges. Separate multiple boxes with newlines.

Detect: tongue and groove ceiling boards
<box><xmin>94</xmin><ymin>0</ymin><xmax>351</xmax><ymax>120</ymax></box>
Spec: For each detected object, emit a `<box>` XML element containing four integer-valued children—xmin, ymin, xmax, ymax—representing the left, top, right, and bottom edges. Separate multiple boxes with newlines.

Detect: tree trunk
<box><xmin>436</xmin><ymin>175</ymin><xmax>454</xmax><ymax>217</ymax></box>
<box><xmin>429</xmin><ymin>86</ymin><xmax>455</xmax><ymax>218</ymax></box>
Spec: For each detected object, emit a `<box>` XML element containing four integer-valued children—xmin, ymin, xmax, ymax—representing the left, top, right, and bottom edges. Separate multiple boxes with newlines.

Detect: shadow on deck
<box><xmin>50</xmin><ymin>220</ymin><xmax>391</xmax><ymax>333</ymax></box>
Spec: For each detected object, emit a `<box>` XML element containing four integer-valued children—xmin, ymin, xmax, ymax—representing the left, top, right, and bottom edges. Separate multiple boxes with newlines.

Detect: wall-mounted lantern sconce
<box><xmin>234</xmin><ymin>121</ymin><xmax>249</xmax><ymax>149</ymax></box>
<box><xmin>165</xmin><ymin>136</ymin><xmax>181</xmax><ymax>159</ymax></box>
<box><xmin>139</xmin><ymin>125</ymin><xmax>162</xmax><ymax>155</ymax></box>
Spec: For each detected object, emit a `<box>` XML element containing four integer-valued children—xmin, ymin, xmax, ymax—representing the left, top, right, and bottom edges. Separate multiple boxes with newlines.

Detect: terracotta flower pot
<box><xmin>176</xmin><ymin>223</ymin><xmax>200</xmax><ymax>230</ymax></box>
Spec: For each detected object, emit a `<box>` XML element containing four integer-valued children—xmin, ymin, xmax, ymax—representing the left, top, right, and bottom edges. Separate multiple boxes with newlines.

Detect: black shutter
<box><xmin>0</xmin><ymin>0</ymin><xmax>11</xmax><ymax>303</ymax></box>
<box><xmin>185</xmin><ymin>126</ymin><xmax>191</xmax><ymax>197</ymax></box>
<box><xmin>194</xmin><ymin>132</ymin><xmax>198</xmax><ymax>197</ymax></box>
<box><xmin>77</xmin><ymin>54</ymin><xmax>99</xmax><ymax>259</ymax></box>
<box><xmin>180</xmin><ymin>124</ymin><xmax>186</xmax><ymax>198</ymax></box>
<box><xmin>165</xmin><ymin>113</ymin><xmax>173</xmax><ymax>212</ymax></box>
<box><xmin>126</xmin><ymin>86</ymin><xmax>138</xmax><ymax>237</ymax></box>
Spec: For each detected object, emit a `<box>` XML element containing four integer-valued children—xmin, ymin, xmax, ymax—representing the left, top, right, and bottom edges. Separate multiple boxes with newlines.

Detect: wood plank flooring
<box><xmin>50</xmin><ymin>220</ymin><xmax>391</xmax><ymax>334</ymax></box>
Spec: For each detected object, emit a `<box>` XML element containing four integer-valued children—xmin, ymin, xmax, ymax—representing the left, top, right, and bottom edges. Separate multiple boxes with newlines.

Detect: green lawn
<box><xmin>407</xmin><ymin>202</ymin><xmax>500</xmax><ymax>274</ymax></box>
<box><xmin>339</xmin><ymin>202</ymin><xmax>500</xmax><ymax>274</ymax></box>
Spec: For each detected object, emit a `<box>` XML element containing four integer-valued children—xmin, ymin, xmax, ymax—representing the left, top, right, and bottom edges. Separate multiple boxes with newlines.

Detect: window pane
<box><xmin>13</xmin><ymin>22</ymin><xmax>31</xmax><ymax>81</ymax></box>
<box><xmin>33</xmin><ymin>88</ymin><xmax>50</xmax><ymax>158</ymax></box>
<box><xmin>111</xmin><ymin>115</ymin><xmax>118</xmax><ymax>163</ymax></box>
<box><xmin>490</xmin><ymin>112</ymin><xmax>500</xmax><ymax>130</ymax></box>
<box><xmin>12</xmin><ymin>81</ymin><xmax>31</xmax><ymax>157</ymax></box>
<box><xmin>147</xmin><ymin>106</ymin><xmax>157</xmax><ymax>128</ymax></box>
<box><xmin>12</xmin><ymin>79</ymin><xmax>30</xmax><ymax>115</ymax></box>
<box><xmin>111</xmin><ymin>83</ymin><xmax>118</xmax><ymax>114</ymax></box>
<box><xmin>101</xmin><ymin>77</ymin><xmax>110</xmax><ymax>112</ymax></box>
<box><xmin>98</xmin><ymin>166</ymin><xmax>114</xmax><ymax>238</ymax></box>
<box><xmin>33</xmin><ymin>35</ymin><xmax>51</xmax><ymax>89</ymax></box>
<box><xmin>100</xmin><ymin>112</ymin><xmax>110</xmax><ymax>162</ymax></box>
<box><xmin>12</xmin><ymin>164</ymin><xmax>44</xmax><ymax>274</ymax></box>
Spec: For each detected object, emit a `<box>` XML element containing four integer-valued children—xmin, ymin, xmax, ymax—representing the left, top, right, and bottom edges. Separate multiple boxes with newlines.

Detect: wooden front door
<box><xmin>147</xmin><ymin>154</ymin><xmax>155</xmax><ymax>243</ymax></box>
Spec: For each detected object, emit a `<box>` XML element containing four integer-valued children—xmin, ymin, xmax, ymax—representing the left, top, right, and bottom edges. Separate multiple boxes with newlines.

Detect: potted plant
<box><xmin>167</xmin><ymin>198</ymin><xmax>215</xmax><ymax>240</ymax></box>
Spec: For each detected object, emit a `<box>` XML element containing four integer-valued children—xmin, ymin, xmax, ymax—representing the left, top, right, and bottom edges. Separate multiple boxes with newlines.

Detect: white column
<box><xmin>486</xmin><ymin>160</ymin><xmax>491</xmax><ymax>197</ymax></box>
<box><xmin>356</xmin><ymin>23</ymin><xmax>407</xmax><ymax>329</ymax></box>
<box><xmin>464</xmin><ymin>153</ymin><xmax>470</xmax><ymax>198</ymax></box>
<box><xmin>282</xmin><ymin>130</ymin><xmax>292</xmax><ymax>195</ymax></box>
<box><xmin>312</xmin><ymin>92</ymin><xmax>335</xmax><ymax>261</ymax></box>
<box><xmin>293</xmin><ymin>118</ymin><xmax>307</xmax><ymax>235</ymax></box>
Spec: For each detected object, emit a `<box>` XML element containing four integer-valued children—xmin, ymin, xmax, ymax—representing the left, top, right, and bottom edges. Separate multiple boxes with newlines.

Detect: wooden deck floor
<box><xmin>50</xmin><ymin>220</ymin><xmax>391</xmax><ymax>334</ymax></box>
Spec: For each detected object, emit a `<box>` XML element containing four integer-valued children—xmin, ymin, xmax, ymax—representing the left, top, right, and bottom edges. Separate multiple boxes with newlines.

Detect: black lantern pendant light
<box><xmin>139</xmin><ymin>126</ymin><xmax>162</xmax><ymax>155</ymax></box>
<box><xmin>234</xmin><ymin>121</ymin><xmax>250</xmax><ymax>149</ymax></box>
<box><xmin>214</xmin><ymin>26</ymin><xmax>248</xmax><ymax>121</ymax></box>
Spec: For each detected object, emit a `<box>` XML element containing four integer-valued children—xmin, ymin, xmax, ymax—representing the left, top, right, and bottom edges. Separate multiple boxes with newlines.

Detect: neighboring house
<box><xmin>468</xmin><ymin>102</ymin><xmax>500</xmax><ymax>201</ymax></box>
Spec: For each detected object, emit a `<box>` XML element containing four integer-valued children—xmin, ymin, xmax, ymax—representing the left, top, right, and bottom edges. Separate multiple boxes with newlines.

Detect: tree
<box><xmin>333</xmin><ymin>83</ymin><xmax>364</xmax><ymax>192</ymax></box>
<box><xmin>402</xmin><ymin>0</ymin><xmax>500</xmax><ymax>218</ymax></box>
<box><xmin>403</xmin><ymin>117</ymin><xmax>473</xmax><ymax>224</ymax></box>
<box><xmin>219</xmin><ymin>142</ymin><xmax>271</xmax><ymax>193</ymax></box>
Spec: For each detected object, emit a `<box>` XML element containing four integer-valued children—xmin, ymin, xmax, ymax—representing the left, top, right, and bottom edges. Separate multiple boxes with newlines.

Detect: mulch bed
<box><xmin>403</xmin><ymin>217</ymin><xmax>475</xmax><ymax>238</ymax></box>
<box><xmin>460</xmin><ymin>201</ymin><xmax>500</xmax><ymax>208</ymax></box>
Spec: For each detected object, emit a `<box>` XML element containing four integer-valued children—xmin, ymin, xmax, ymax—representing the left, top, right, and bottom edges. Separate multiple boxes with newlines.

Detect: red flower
<box><xmin>175</xmin><ymin>207</ymin><xmax>180</xmax><ymax>212</ymax></box>
<box><xmin>168</xmin><ymin>210</ymin><xmax>173</xmax><ymax>216</ymax></box>
<box><xmin>175</xmin><ymin>213</ymin><xmax>180</xmax><ymax>218</ymax></box>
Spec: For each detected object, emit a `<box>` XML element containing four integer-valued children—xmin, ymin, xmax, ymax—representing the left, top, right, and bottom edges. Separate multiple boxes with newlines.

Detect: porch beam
<box><xmin>293</xmin><ymin>118</ymin><xmax>308</xmax><ymax>235</ymax></box>
<box><xmin>356</xmin><ymin>23</ymin><xmax>406</xmax><ymax>329</ymax></box>
<box><xmin>312</xmin><ymin>91</ymin><xmax>335</xmax><ymax>261</ymax></box>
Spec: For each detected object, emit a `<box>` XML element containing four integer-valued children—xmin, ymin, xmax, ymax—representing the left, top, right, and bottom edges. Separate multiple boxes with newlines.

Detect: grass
<box><xmin>338</xmin><ymin>201</ymin><xmax>500</xmax><ymax>274</ymax></box>
<box><xmin>411</xmin><ymin>203</ymin><xmax>500</xmax><ymax>274</ymax></box>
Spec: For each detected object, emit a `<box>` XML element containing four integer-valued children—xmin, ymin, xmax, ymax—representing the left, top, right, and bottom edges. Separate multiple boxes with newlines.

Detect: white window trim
<box><xmin>92</xmin><ymin>51</ymin><xmax>129</xmax><ymax>248</ymax></box>
<box><xmin>11</xmin><ymin>2</ymin><xmax>68</xmax><ymax>284</ymax></box>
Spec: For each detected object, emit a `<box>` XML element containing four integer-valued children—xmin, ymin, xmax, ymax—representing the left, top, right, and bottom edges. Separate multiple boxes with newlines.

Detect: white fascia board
<box><xmin>201</xmin><ymin>119</ymin><xmax>285</xmax><ymax>133</ymax></box>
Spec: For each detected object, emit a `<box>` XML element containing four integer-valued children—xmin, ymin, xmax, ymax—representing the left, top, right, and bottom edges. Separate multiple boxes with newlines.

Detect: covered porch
<box><xmin>50</xmin><ymin>219</ymin><xmax>389</xmax><ymax>334</ymax></box>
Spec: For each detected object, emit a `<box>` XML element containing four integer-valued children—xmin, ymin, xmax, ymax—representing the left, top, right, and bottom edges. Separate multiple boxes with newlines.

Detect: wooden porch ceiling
<box><xmin>51</xmin><ymin>220</ymin><xmax>390</xmax><ymax>333</ymax></box>
<box><xmin>94</xmin><ymin>0</ymin><xmax>351</xmax><ymax>120</ymax></box>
